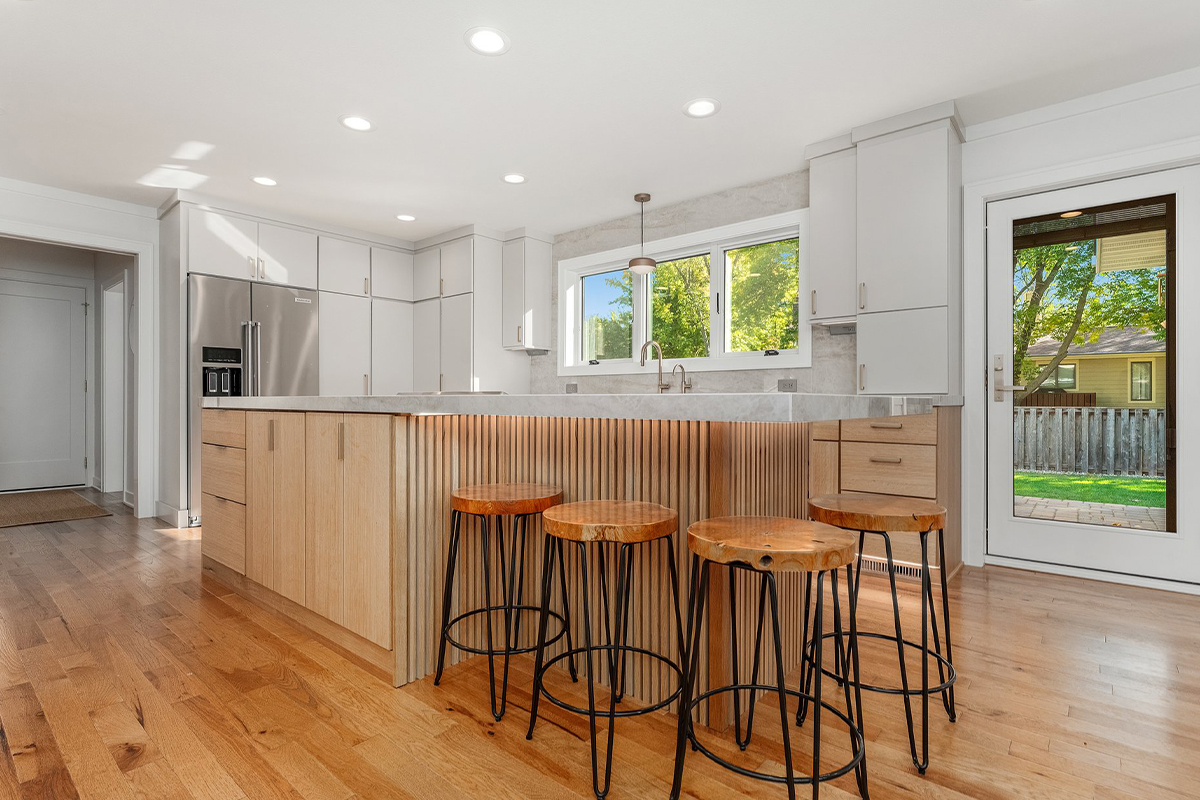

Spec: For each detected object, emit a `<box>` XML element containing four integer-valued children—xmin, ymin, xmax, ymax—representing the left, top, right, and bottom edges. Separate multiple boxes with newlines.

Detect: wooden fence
<box><xmin>1013</xmin><ymin>407</ymin><xmax>1167</xmax><ymax>477</ymax></box>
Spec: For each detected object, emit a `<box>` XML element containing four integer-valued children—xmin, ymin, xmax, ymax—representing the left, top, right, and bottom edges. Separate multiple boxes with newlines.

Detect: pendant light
<box><xmin>628</xmin><ymin>193</ymin><xmax>657</xmax><ymax>275</ymax></box>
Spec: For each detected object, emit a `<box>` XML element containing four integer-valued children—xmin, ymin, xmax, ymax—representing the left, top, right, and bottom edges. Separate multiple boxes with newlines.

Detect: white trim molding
<box><xmin>557</xmin><ymin>210</ymin><xmax>810</xmax><ymax>377</ymax></box>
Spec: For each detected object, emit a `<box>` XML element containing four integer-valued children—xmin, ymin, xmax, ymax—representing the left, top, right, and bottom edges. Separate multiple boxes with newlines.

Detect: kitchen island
<box><xmin>199</xmin><ymin>392</ymin><xmax>961</xmax><ymax>726</ymax></box>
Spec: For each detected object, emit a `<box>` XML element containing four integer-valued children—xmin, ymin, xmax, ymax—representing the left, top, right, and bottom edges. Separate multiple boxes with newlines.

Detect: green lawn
<box><xmin>1014</xmin><ymin>471</ymin><xmax>1166</xmax><ymax>508</ymax></box>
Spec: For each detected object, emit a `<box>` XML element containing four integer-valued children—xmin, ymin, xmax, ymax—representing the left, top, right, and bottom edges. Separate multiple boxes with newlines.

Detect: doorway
<box><xmin>986</xmin><ymin>167</ymin><xmax>1198</xmax><ymax>583</ymax></box>
<box><xmin>100</xmin><ymin>277</ymin><xmax>126</xmax><ymax>495</ymax></box>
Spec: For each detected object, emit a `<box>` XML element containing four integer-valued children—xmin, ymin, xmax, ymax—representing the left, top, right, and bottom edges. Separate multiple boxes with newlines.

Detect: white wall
<box><xmin>0</xmin><ymin>177</ymin><xmax>158</xmax><ymax>518</ymax></box>
<box><xmin>95</xmin><ymin>252</ymin><xmax>136</xmax><ymax>502</ymax></box>
<box><xmin>960</xmin><ymin>66</ymin><xmax>1200</xmax><ymax>569</ymax></box>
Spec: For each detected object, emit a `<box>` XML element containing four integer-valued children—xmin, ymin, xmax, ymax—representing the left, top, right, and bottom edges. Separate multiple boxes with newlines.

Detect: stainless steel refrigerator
<box><xmin>187</xmin><ymin>275</ymin><xmax>319</xmax><ymax>525</ymax></box>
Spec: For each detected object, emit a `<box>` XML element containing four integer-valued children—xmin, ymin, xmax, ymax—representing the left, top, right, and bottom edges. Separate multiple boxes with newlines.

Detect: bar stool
<box><xmin>434</xmin><ymin>483</ymin><xmax>575</xmax><ymax>722</ymax></box>
<box><xmin>671</xmin><ymin>516</ymin><xmax>869</xmax><ymax>800</ymax></box>
<box><xmin>806</xmin><ymin>493</ymin><xmax>956</xmax><ymax>775</ymax></box>
<box><xmin>527</xmin><ymin>500</ymin><xmax>685</xmax><ymax>800</ymax></box>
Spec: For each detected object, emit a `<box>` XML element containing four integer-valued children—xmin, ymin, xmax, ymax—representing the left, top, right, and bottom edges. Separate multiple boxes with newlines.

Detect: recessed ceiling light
<box><xmin>1060</xmin><ymin>210</ymin><xmax>1083</xmax><ymax>218</ymax></box>
<box><xmin>465</xmin><ymin>27</ymin><xmax>510</xmax><ymax>55</ymax></box>
<box><xmin>252</xmin><ymin>176</ymin><xmax>277</xmax><ymax>186</ymax></box>
<box><xmin>683</xmin><ymin>98</ymin><xmax>721</xmax><ymax>118</ymax></box>
<box><xmin>339</xmin><ymin>115</ymin><xmax>374</xmax><ymax>132</ymax></box>
<box><xmin>502</xmin><ymin>173</ymin><xmax>526</xmax><ymax>184</ymax></box>
<box><xmin>396</xmin><ymin>214</ymin><xmax>416</xmax><ymax>222</ymax></box>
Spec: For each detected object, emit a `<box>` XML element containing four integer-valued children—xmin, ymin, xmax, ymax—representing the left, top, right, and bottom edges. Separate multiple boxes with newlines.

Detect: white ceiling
<box><xmin>2</xmin><ymin>0</ymin><xmax>1199</xmax><ymax>240</ymax></box>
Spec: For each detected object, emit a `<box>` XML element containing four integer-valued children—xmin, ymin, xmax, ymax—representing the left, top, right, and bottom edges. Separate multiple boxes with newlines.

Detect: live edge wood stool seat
<box><xmin>435</xmin><ymin>483</ymin><xmax>572</xmax><ymax>722</ymax></box>
<box><xmin>528</xmin><ymin>500</ymin><xmax>685</xmax><ymax>800</ymax></box>
<box><xmin>807</xmin><ymin>493</ymin><xmax>956</xmax><ymax>776</ymax></box>
<box><xmin>671</xmin><ymin>517</ymin><xmax>870</xmax><ymax>800</ymax></box>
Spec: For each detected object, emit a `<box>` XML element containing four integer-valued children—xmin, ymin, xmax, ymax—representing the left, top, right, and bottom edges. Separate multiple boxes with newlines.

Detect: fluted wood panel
<box><xmin>397</xmin><ymin>415</ymin><xmax>812</xmax><ymax>724</ymax></box>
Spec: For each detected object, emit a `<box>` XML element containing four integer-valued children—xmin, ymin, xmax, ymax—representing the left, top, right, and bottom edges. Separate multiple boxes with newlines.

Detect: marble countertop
<box><xmin>203</xmin><ymin>392</ymin><xmax>962</xmax><ymax>424</ymax></box>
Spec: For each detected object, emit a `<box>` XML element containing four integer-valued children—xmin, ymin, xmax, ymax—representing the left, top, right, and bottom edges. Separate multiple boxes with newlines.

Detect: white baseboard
<box><xmin>123</xmin><ymin>490</ymin><xmax>135</xmax><ymax>509</ymax></box>
<box><xmin>154</xmin><ymin>501</ymin><xmax>188</xmax><ymax>529</ymax></box>
<box><xmin>985</xmin><ymin>555</ymin><xmax>1200</xmax><ymax>596</ymax></box>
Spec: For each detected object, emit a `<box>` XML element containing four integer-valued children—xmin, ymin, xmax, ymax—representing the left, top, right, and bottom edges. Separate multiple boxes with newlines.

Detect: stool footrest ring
<box><xmin>536</xmin><ymin>644</ymin><xmax>683</xmax><ymax>718</ymax></box>
<box><xmin>804</xmin><ymin>630</ymin><xmax>956</xmax><ymax>695</ymax></box>
<box><xmin>443</xmin><ymin>605</ymin><xmax>568</xmax><ymax>657</ymax></box>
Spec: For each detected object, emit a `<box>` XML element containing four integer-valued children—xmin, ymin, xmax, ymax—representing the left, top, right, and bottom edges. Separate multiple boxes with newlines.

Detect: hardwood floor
<box><xmin>0</xmin><ymin>490</ymin><xmax>1197</xmax><ymax>799</ymax></box>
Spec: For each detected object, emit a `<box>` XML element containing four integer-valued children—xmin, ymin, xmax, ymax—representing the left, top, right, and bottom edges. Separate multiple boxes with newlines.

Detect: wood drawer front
<box><xmin>202</xmin><ymin>409</ymin><xmax>246</xmax><ymax>449</ymax></box>
<box><xmin>841</xmin><ymin>442</ymin><xmax>937</xmax><ymax>499</ymax></box>
<box><xmin>811</xmin><ymin>420</ymin><xmax>840</xmax><ymax>442</ymax></box>
<box><xmin>202</xmin><ymin>444</ymin><xmax>246</xmax><ymax>504</ymax></box>
<box><xmin>841</xmin><ymin>412</ymin><xmax>937</xmax><ymax>445</ymax></box>
<box><xmin>202</xmin><ymin>493</ymin><xmax>246</xmax><ymax>573</ymax></box>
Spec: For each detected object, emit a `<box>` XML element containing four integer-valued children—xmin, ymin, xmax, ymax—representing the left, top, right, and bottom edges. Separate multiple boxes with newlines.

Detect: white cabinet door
<box><xmin>371</xmin><ymin>299</ymin><xmax>413</xmax><ymax>394</ymax></box>
<box><xmin>318</xmin><ymin>292</ymin><xmax>372</xmax><ymax>396</ymax></box>
<box><xmin>440</xmin><ymin>237</ymin><xmax>473</xmax><ymax>297</ymax></box>
<box><xmin>440</xmin><ymin>293</ymin><xmax>473</xmax><ymax>391</ymax></box>
<box><xmin>412</xmin><ymin>298</ymin><xmax>441</xmax><ymax>392</ymax></box>
<box><xmin>807</xmin><ymin>148</ymin><xmax>858</xmax><ymax>321</ymax></box>
<box><xmin>318</xmin><ymin>237</ymin><xmax>372</xmax><ymax>297</ymax></box>
<box><xmin>857</xmin><ymin>124</ymin><xmax>950</xmax><ymax>313</ymax></box>
<box><xmin>502</xmin><ymin>240</ymin><xmax>524</xmax><ymax>350</ymax></box>
<box><xmin>856</xmin><ymin>306</ymin><xmax>948</xmax><ymax>395</ymax></box>
<box><xmin>188</xmin><ymin>208</ymin><xmax>258</xmax><ymax>280</ymax></box>
<box><xmin>258</xmin><ymin>223</ymin><xmax>317</xmax><ymax>289</ymax></box>
<box><xmin>413</xmin><ymin>249</ymin><xmax>440</xmax><ymax>301</ymax></box>
<box><xmin>523</xmin><ymin>238</ymin><xmax>552</xmax><ymax>350</ymax></box>
<box><xmin>371</xmin><ymin>248</ymin><xmax>414</xmax><ymax>301</ymax></box>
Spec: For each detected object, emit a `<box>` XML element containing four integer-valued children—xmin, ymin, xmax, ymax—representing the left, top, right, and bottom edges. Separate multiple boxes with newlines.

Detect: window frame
<box><xmin>557</xmin><ymin>210</ymin><xmax>810</xmax><ymax>377</ymax></box>
<box><xmin>1129</xmin><ymin>359</ymin><xmax>1154</xmax><ymax>402</ymax></box>
<box><xmin>1043</xmin><ymin>362</ymin><xmax>1077</xmax><ymax>390</ymax></box>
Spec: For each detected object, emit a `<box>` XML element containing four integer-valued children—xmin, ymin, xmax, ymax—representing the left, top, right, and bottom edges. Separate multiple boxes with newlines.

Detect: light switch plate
<box><xmin>564</xmin><ymin>383</ymin><xmax>579</xmax><ymax>394</ymax></box>
<box><xmin>777</xmin><ymin>378</ymin><xmax>798</xmax><ymax>393</ymax></box>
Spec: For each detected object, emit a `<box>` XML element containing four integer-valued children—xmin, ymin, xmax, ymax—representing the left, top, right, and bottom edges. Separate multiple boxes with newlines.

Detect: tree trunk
<box><xmin>1016</xmin><ymin>278</ymin><xmax>1094</xmax><ymax>403</ymax></box>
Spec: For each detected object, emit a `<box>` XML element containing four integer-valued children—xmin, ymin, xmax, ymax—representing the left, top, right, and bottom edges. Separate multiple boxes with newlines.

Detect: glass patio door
<box><xmin>986</xmin><ymin>167</ymin><xmax>1200</xmax><ymax>584</ymax></box>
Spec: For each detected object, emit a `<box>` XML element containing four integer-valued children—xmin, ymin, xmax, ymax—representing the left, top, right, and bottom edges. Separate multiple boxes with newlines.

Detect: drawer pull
<box><xmin>870</xmin><ymin>422</ymin><xmax>904</xmax><ymax>429</ymax></box>
<box><xmin>869</xmin><ymin>456</ymin><xmax>902</xmax><ymax>464</ymax></box>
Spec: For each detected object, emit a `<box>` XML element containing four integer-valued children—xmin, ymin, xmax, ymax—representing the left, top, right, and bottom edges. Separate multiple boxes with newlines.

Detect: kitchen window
<box><xmin>557</xmin><ymin>211</ymin><xmax>810</xmax><ymax>376</ymax></box>
<box><xmin>1130</xmin><ymin>360</ymin><xmax>1153</xmax><ymax>401</ymax></box>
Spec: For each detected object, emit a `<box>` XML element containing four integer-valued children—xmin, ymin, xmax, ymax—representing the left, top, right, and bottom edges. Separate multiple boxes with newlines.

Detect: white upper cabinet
<box><xmin>856</xmin><ymin>121</ymin><xmax>958</xmax><ymax>314</ymax></box>
<box><xmin>318</xmin><ymin>291</ymin><xmax>372</xmax><ymax>396</ymax></box>
<box><xmin>318</xmin><ymin>237</ymin><xmax>371</xmax><ymax>297</ymax></box>
<box><xmin>371</xmin><ymin>298</ymin><xmax>413</xmax><ymax>394</ymax></box>
<box><xmin>371</xmin><ymin>248</ymin><xmax>414</xmax><ymax>301</ymax></box>
<box><xmin>856</xmin><ymin>306</ymin><xmax>949</xmax><ymax>395</ymax></box>
<box><xmin>412</xmin><ymin>298</ymin><xmax>441</xmax><ymax>392</ymax></box>
<box><xmin>258</xmin><ymin>223</ymin><xmax>317</xmax><ymax>289</ymax></box>
<box><xmin>502</xmin><ymin>235</ymin><xmax>552</xmax><ymax>351</ymax></box>
<box><xmin>188</xmin><ymin>208</ymin><xmax>259</xmax><ymax>281</ymax></box>
<box><xmin>806</xmin><ymin>143</ymin><xmax>858</xmax><ymax>322</ymax></box>
<box><xmin>439</xmin><ymin>293</ymin><xmax>473</xmax><ymax>391</ymax></box>
<box><xmin>440</xmin><ymin>237</ymin><xmax>474</xmax><ymax>297</ymax></box>
<box><xmin>413</xmin><ymin>249</ymin><xmax>440</xmax><ymax>301</ymax></box>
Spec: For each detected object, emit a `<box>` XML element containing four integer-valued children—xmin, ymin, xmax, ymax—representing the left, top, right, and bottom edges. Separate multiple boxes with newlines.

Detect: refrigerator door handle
<box><xmin>253</xmin><ymin>321</ymin><xmax>263</xmax><ymax>397</ymax></box>
<box><xmin>240</xmin><ymin>321</ymin><xmax>253</xmax><ymax>397</ymax></box>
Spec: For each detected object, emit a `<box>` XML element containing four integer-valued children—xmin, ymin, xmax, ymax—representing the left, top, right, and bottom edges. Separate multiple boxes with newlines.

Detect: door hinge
<box><xmin>84</xmin><ymin>456</ymin><xmax>88</xmax><ymax>468</ymax></box>
<box><xmin>84</xmin><ymin>379</ymin><xmax>88</xmax><ymax>392</ymax></box>
<box><xmin>82</xmin><ymin>301</ymin><xmax>89</xmax><ymax>316</ymax></box>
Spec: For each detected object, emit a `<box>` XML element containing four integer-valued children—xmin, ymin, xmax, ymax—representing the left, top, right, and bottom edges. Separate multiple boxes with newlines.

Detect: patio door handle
<box><xmin>992</xmin><ymin>354</ymin><xmax>1026</xmax><ymax>402</ymax></box>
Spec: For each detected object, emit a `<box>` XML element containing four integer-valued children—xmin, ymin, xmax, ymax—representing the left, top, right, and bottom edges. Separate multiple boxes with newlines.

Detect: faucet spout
<box><xmin>639</xmin><ymin>340</ymin><xmax>671</xmax><ymax>394</ymax></box>
<box><xmin>672</xmin><ymin>363</ymin><xmax>692</xmax><ymax>394</ymax></box>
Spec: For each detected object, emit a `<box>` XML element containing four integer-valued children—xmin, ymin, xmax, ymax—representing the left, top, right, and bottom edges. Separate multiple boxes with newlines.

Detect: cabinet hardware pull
<box><xmin>439</xmin><ymin>373</ymin><xmax>443</xmax><ymax>391</ymax></box>
<box><xmin>811</xmin><ymin>289</ymin><xmax>816</xmax><ymax>315</ymax></box>
<box><xmin>869</xmin><ymin>456</ymin><xmax>902</xmax><ymax>464</ymax></box>
<box><xmin>268</xmin><ymin>419</ymin><xmax>274</xmax><ymax>451</ymax></box>
<box><xmin>364</xmin><ymin>277</ymin><xmax>369</xmax><ymax>295</ymax></box>
<box><xmin>363</xmin><ymin>373</ymin><xmax>369</xmax><ymax>395</ymax></box>
<box><xmin>858</xmin><ymin>282</ymin><xmax>866</xmax><ymax>310</ymax></box>
<box><xmin>248</xmin><ymin>255</ymin><xmax>255</xmax><ymax>277</ymax></box>
<box><xmin>859</xmin><ymin>364</ymin><xmax>866</xmax><ymax>391</ymax></box>
<box><xmin>258</xmin><ymin>258</ymin><xmax>264</xmax><ymax>280</ymax></box>
<box><xmin>517</xmin><ymin>325</ymin><xmax>522</xmax><ymax>343</ymax></box>
<box><xmin>870</xmin><ymin>421</ymin><xmax>903</xmax><ymax>429</ymax></box>
<box><xmin>439</xmin><ymin>278</ymin><xmax>444</xmax><ymax>296</ymax></box>
<box><xmin>338</xmin><ymin>421</ymin><xmax>345</xmax><ymax>461</ymax></box>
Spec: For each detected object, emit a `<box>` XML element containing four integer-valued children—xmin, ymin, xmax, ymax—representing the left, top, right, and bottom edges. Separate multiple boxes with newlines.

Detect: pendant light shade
<box><xmin>628</xmin><ymin>193</ymin><xmax>657</xmax><ymax>275</ymax></box>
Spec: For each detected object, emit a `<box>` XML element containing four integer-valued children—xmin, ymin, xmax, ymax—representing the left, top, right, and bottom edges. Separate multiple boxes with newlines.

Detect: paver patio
<box><xmin>1013</xmin><ymin>494</ymin><xmax>1167</xmax><ymax>531</ymax></box>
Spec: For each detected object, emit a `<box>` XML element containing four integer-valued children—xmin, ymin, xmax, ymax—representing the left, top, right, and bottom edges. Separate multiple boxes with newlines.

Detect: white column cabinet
<box><xmin>413</xmin><ymin>249</ymin><xmax>440</xmax><ymax>301</ymax></box>
<box><xmin>805</xmin><ymin>142</ymin><xmax>858</xmax><ymax>323</ymax></box>
<box><xmin>502</xmin><ymin>235</ymin><xmax>552</xmax><ymax>351</ymax></box>
<box><xmin>439</xmin><ymin>293</ymin><xmax>473</xmax><ymax>391</ymax></box>
<box><xmin>371</xmin><ymin>248</ymin><xmax>414</xmax><ymax>301</ymax></box>
<box><xmin>440</xmin><ymin>237</ymin><xmax>474</xmax><ymax>297</ymax></box>
<box><xmin>318</xmin><ymin>237</ymin><xmax>371</xmax><ymax>297</ymax></box>
<box><xmin>318</xmin><ymin>292</ymin><xmax>372</xmax><ymax>396</ymax></box>
<box><xmin>371</xmin><ymin>298</ymin><xmax>413</xmax><ymax>394</ymax></box>
<box><xmin>413</xmin><ymin>298</ymin><xmax>441</xmax><ymax>392</ymax></box>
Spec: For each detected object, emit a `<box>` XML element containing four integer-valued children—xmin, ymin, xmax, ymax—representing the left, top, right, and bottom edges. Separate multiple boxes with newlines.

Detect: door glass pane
<box><xmin>650</xmin><ymin>254</ymin><xmax>710</xmax><ymax>359</ymax></box>
<box><xmin>725</xmin><ymin>238</ymin><xmax>800</xmax><ymax>352</ymax></box>
<box><xmin>1011</xmin><ymin>199</ymin><xmax>1171</xmax><ymax>532</ymax></box>
<box><xmin>581</xmin><ymin>269</ymin><xmax>632</xmax><ymax>361</ymax></box>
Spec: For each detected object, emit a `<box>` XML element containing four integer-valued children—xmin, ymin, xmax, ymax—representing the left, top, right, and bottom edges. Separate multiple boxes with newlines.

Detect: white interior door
<box><xmin>0</xmin><ymin>279</ymin><xmax>86</xmax><ymax>490</ymax></box>
<box><xmin>986</xmin><ymin>167</ymin><xmax>1199</xmax><ymax>584</ymax></box>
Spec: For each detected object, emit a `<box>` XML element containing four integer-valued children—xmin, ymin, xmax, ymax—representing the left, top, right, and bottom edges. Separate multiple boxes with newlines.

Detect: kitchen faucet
<box><xmin>672</xmin><ymin>363</ymin><xmax>692</xmax><ymax>394</ymax></box>
<box><xmin>639</xmin><ymin>340</ymin><xmax>672</xmax><ymax>394</ymax></box>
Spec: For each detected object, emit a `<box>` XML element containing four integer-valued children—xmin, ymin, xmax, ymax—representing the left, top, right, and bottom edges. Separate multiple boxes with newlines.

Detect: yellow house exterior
<box><xmin>1027</xmin><ymin>326</ymin><xmax>1166</xmax><ymax>408</ymax></box>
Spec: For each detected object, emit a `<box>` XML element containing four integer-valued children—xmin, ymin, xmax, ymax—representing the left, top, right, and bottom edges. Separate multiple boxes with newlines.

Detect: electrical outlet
<box><xmin>777</xmin><ymin>378</ymin><xmax>798</xmax><ymax>393</ymax></box>
<box><xmin>564</xmin><ymin>383</ymin><xmax>579</xmax><ymax>394</ymax></box>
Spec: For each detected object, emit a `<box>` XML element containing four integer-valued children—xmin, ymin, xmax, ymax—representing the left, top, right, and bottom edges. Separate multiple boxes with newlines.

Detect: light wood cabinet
<box><xmin>201</xmin><ymin>409</ymin><xmax>246</xmax><ymax>449</ymax></box>
<box><xmin>502</xmin><ymin>236</ymin><xmax>552</xmax><ymax>351</ymax></box>
<box><xmin>201</xmin><ymin>493</ymin><xmax>245</xmax><ymax>573</ymax></box>
<box><xmin>200</xmin><ymin>444</ymin><xmax>245</xmax><ymax>504</ymax></box>
<box><xmin>318</xmin><ymin>237</ymin><xmax>371</xmax><ymax>297</ymax></box>
<box><xmin>304</xmin><ymin>413</ymin><xmax>391</xmax><ymax>647</ymax></box>
<box><xmin>806</xmin><ymin>141</ymin><xmax>858</xmax><ymax>322</ymax></box>
<box><xmin>371</xmin><ymin>248</ymin><xmax>414</xmax><ymax>302</ymax></box>
<box><xmin>200</xmin><ymin>409</ymin><xmax>247</xmax><ymax>573</ymax></box>
<box><xmin>318</xmin><ymin>292</ymin><xmax>372</xmax><ymax>396</ymax></box>
<box><xmin>246</xmin><ymin>411</ymin><xmax>306</xmax><ymax>604</ymax></box>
